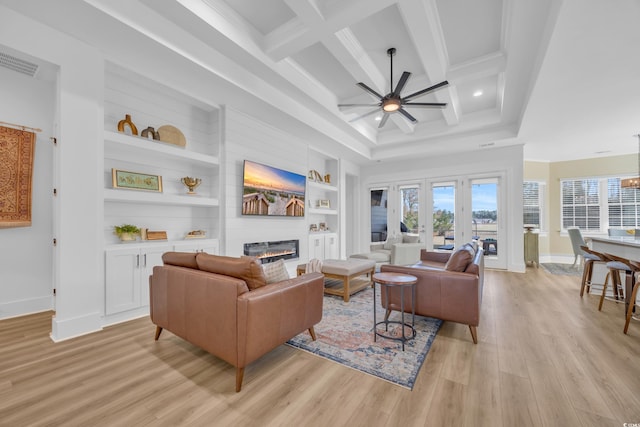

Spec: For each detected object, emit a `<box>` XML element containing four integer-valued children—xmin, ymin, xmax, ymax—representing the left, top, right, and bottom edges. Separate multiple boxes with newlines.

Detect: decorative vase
<box><xmin>181</xmin><ymin>176</ymin><xmax>202</xmax><ymax>194</ymax></box>
<box><xmin>141</xmin><ymin>126</ymin><xmax>160</xmax><ymax>140</ymax></box>
<box><xmin>119</xmin><ymin>232</ymin><xmax>136</xmax><ymax>242</ymax></box>
<box><xmin>117</xmin><ymin>114</ymin><xmax>138</xmax><ymax>135</ymax></box>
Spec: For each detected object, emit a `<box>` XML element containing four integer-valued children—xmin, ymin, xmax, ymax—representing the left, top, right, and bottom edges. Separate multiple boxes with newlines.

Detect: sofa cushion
<box><xmin>263</xmin><ymin>259</ymin><xmax>290</xmax><ymax>284</ymax></box>
<box><xmin>196</xmin><ymin>253</ymin><xmax>267</xmax><ymax>290</ymax></box>
<box><xmin>161</xmin><ymin>252</ymin><xmax>199</xmax><ymax>269</ymax></box>
<box><xmin>444</xmin><ymin>245</ymin><xmax>474</xmax><ymax>272</ymax></box>
<box><xmin>402</xmin><ymin>233</ymin><xmax>420</xmax><ymax>243</ymax></box>
<box><xmin>350</xmin><ymin>250</ymin><xmax>390</xmax><ymax>263</ymax></box>
<box><xmin>383</xmin><ymin>236</ymin><xmax>403</xmax><ymax>250</ymax></box>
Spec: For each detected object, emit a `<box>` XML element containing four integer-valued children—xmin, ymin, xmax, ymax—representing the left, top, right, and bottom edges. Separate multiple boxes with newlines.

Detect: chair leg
<box><xmin>469</xmin><ymin>325</ymin><xmax>478</xmax><ymax>344</ymax></box>
<box><xmin>598</xmin><ymin>273</ymin><xmax>610</xmax><ymax>311</ymax></box>
<box><xmin>154</xmin><ymin>326</ymin><xmax>163</xmax><ymax>341</ymax></box>
<box><xmin>624</xmin><ymin>283</ymin><xmax>640</xmax><ymax>334</ymax></box>
<box><xmin>308</xmin><ymin>326</ymin><xmax>317</xmax><ymax>341</ymax></box>
<box><xmin>236</xmin><ymin>367</ymin><xmax>245</xmax><ymax>392</ymax></box>
<box><xmin>580</xmin><ymin>260</ymin><xmax>593</xmax><ymax>296</ymax></box>
<box><xmin>384</xmin><ymin>308</ymin><xmax>392</xmax><ymax>322</ymax></box>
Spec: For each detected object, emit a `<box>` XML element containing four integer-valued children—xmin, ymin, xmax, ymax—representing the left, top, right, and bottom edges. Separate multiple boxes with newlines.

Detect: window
<box><xmin>608</xmin><ymin>178</ymin><xmax>640</xmax><ymax>228</ymax></box>
<box><xmin>560</xmin><ymin>177</ymin><xmax>640</xmax><ymax>232</ymax></box>
<box><xmin>561</xmin><ymin>179</ymin><xmax>600</xmax><ymax>230</ymax></box>
<box><xmin>523</xmin><ymin>181</ymin><xmax>544</xmax><ymax>229</ymax></box>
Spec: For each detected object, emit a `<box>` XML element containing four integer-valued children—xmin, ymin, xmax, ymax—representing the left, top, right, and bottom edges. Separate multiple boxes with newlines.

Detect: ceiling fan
<box><xmin>338</xmin><ymin>47</ymin><xmax>448</xmax><ymax>128</ymax></box>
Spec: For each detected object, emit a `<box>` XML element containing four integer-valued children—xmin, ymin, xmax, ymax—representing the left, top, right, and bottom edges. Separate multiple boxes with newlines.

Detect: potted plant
<box><xmin>114</xmin><ymin>224</ymin><xmax>140</xmax><ymax>242</ymax></box>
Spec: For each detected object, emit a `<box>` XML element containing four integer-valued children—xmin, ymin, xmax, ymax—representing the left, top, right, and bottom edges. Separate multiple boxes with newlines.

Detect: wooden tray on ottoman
<box><xmin>297</xmin><ymin>258</ymin><xmax>376</xmax><ymax>302</ymax></box>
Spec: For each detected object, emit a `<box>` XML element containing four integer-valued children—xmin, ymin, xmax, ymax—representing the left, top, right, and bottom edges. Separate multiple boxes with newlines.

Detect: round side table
<box><xmin>372</xmin><ymin>272</ymin><xmax>417</xmax><ymax>351</ymax></box>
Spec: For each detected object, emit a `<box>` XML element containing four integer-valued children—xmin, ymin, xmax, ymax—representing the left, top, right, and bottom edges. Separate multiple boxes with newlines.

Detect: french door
<box><xmin>470</xmin><ymin>177</ymin><xmax>505</xmax><ymax>269</ymax></box>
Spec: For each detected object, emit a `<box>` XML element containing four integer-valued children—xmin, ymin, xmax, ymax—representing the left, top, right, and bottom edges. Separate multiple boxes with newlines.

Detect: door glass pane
<box><xmin>370</xmin><ymin>189</ymin><xmax>388</xmax><ymax>242</ymax></box>
<box><xmin>432</xmin><ymin>184</ymin><xmax>455</xmax><ymax>250</ymax></box>
<box><xmin>472</xmin><ymin>180</ymin><xmax>498</xmax><ymax>256</ymax></box>
<box><xmin>400</xmin><ymin>185</ymin><xmax>419</xmax><ymax>234</ymax></box>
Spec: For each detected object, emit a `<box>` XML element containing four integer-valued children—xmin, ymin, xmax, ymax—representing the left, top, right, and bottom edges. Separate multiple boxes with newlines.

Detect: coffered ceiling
<box><xmin>2</xmin><ymin>0</ymin><xmax>639</xmax><ymax>163</ymax></box>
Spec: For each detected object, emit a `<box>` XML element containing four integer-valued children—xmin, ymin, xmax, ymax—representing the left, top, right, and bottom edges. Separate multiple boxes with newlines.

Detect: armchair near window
<box><xmin>350</xmin><ymin>234</ymin><xmax>423</xmax><ymax>269</ymax></box>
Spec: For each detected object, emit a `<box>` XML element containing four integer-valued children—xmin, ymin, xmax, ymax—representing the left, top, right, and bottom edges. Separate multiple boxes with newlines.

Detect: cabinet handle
<box><xmin>136</xmin><ymin>254</ymin><xmax>140</xmax><ymax>268</ymax></box>
<box><xmin>143</xmin><ymin>254</ymin><xmax>147</xmax><ymax>267</ymax></box>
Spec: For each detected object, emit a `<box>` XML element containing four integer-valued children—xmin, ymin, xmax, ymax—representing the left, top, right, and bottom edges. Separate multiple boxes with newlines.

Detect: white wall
<box><xmin>0</xmin><ymin>6</ymin><xmax>104</xmax><ymax>339</ymax></box>
<box><xmin>0</xmin><ymin>65</ymin><xmax>55</xmax><ymax>318</ymax></box>
<box><xmin>224</xmin><ymin>108</ymin><xmax>310</xmax><ymax>274</ymax></box>
<box><xmin>360</xmin><ymin>145</ymin><xmax>525</xmax><ymax>272</ymax></box>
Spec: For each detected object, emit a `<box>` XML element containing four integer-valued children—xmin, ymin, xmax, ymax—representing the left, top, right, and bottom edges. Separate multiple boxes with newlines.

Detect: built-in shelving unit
<box><xmin>307</xmin><ymin>147</ymin><xmax>340</xmax><ymax>259</ymax></box>
<box><xmin>102</xmin><ymin>62</ymin><xmax>222</xmax><ymax>318</ymax></box>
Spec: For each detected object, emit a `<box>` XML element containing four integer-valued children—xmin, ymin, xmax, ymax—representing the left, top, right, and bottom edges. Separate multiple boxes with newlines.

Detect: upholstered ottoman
<box><xmin>297</xmin><ymin>258</ymin><xmax>376</xmax><ymax>302</ymax></box>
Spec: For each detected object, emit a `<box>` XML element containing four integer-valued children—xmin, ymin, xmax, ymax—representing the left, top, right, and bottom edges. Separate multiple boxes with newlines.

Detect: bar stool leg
<box><xmin>580</xmin><ymin>259</ymin><xmax>593</xmax><ymax>296</ymax></box>
<box><xmin>624</xmin><ymin>281</ymin><xmax>640</xmax><ymax>334</ymax></box>
<box><xmin>598</xmin><ymin>271</ymin><xmax>613</xmax><ymax>311</ymax></box>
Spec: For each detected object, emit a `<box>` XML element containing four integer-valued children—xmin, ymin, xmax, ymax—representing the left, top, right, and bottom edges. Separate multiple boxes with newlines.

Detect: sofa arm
<box><xmin>236</xmin><ymin>272</ymin><xmax>324</xmax><ymax>367</ymax></box>
<box><xmin>370</xmin><ymin>242</ymin><xmax>385</xmax><ymax>251</ymax></box>
<box><xmin>391</xmin><ymin>242</ymin><xmax>424</xmax><ymax>265</ymax></box>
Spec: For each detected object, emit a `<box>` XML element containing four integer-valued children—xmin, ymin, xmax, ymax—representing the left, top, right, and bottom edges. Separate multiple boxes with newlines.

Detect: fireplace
<box><xmin>243</xmin><ymin>239</ymin><xmax>299</xmax><ymax>264</ymax></box>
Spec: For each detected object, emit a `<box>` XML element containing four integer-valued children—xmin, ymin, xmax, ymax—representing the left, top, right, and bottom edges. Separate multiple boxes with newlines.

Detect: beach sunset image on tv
<box><xmin>242</xmin><ymin>160</ymin><xmax>306</xmax><ymax>216</ymax></box>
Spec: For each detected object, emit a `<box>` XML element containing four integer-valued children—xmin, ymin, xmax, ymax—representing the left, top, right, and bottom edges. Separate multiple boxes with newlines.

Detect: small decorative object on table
<box><xmin>185</xmin><ymin>230</ymin><xmax>206</xmax><ymax>239</ymax></box>
<box><xmin>117</xmin><ymin>114</ymin><xmax>138</xmax><ymax>135</ymax></box>
<box><xmin>309</xmin><ymin>223</ymin><xmax>318</xmax><ymax>232</ymax></box>
<box><xmin>181</xmin><ymin>176</ymin><xmax>202</xmax><ymax>194</ymax></box>
<box><xmin>114</xmin><ymin>224</ymin><xmax>140</xmax><ymax>242</ymax></box>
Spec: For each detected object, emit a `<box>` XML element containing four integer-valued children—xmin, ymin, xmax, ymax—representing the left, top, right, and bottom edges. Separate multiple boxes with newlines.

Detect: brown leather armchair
<box><xmin>380</xmin><ymin>245</ymin><xmax>484</xmax><ymax>343</ymax></box>
<box><xmin>150</xmin><ymin>252</ymin><xmax>324</xmax><ymax>391</ymax></box>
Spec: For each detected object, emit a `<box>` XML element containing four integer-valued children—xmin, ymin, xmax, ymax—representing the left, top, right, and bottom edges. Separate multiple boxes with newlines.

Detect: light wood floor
<box><xmin>1</xmin><ymin>267</ymin><xmax>640</xmax><ymax>427</ymax></box>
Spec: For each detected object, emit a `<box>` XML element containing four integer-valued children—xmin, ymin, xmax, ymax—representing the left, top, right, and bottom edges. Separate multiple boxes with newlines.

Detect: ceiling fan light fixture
<box><xmin>382</xmin><ymin>98</ymin><xmax>401</xmax><ymax>112</ymax></box>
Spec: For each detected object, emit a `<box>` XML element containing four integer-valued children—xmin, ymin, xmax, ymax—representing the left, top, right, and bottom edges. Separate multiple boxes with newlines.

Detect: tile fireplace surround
<box><xmin>243</xmin><ymin>239</ymin><xmax>299</xmax><ymax>264</ymax></box>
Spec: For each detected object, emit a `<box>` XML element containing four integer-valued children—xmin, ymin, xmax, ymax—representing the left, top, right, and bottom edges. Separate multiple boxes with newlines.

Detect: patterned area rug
<box><xmin>540</xmin><ymin>263</ymin><xmax>582</xmax><ymax>276</ymax></box>
<box><xmin>287</xmin><ymin>284</ymin><xmax>442</xmax><ymax>389</ymax></box>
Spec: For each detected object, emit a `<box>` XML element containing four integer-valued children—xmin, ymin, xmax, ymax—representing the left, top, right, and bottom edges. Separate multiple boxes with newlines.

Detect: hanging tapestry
<box><xmin>0</xmin><ymin>125</ymin><xmax>35</xmax><ymax>228</ymax></box>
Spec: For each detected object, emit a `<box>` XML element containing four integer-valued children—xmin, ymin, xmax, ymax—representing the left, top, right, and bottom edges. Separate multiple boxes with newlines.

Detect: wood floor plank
<box><xmin>1</xmin><ymin>266</ymin><xmax>640</xmax><ymax>425</ymax></box>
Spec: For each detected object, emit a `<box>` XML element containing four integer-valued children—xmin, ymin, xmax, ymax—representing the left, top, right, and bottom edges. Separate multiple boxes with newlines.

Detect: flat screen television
<box><xmin>242</xmin><ymin>160</ymin><xmax>306</xmax><ymax>217</ymax></box>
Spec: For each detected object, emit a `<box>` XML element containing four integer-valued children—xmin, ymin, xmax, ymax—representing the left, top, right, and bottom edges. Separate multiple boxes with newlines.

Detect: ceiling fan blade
<box><xmin>338</xmin><ymin>103</ymin><xmax>380</xmax><ymax>108</ymax></box>
<box><xmin>357</xmin><ymin>82</ymin><xmax>384</xmax><ymax>100</ymax></box>
<box><xmin>348</xmin><ymin>108</ymin><xmax>382</xmax><ymax>123</ymax></box>
<box><xmin>403</xmin><ymin>80</ymin><xmax>449</xmax><ymax>102</ymax></box>
<box><xmin>403</xmin><ymin>102</ymin><xmax>447</xmax><ymax>108</ymax></box>
<box><xmin>392</xmin><ymin>71</ymin><xmax>411</xmax><ymax>97</ymax></box>
<box><xmin>378</xmin><ymin>113</ymin><xmax>390</xmax><ymax>128</ymax></box>
<box><xmin>398</xmin><ymin>108</ymin><xmax>417</xmax><ymax>123</ymax></box>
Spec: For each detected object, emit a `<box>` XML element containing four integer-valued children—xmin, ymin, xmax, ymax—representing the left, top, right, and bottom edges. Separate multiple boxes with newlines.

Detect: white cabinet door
<box><xmin>309</xmin><ymin>234</ymin><xmax>325</xmax><ymax>260</ymax></box>
<box><xmin>140</xmin><ymin>246</ymin><xmax>169</xmax><ymax>307</ymax></box>
<box><xmin>105</xmin><ymin>247</ymin><xmax>141</xmax><ymax>315</ymax></box>
<box><xmin>324</xmin><ymin>233</ymin><xmax>338</xmax><ymax>260</ymax></box>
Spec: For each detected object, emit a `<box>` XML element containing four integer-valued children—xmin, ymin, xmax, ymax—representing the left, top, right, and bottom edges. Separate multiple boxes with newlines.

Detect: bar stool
<box><xmin>624</xmin><ymin>259</ymin><xmax>640</xmax><ymax>334</ymax></box>
<box><xmin>579</xmin><ymin>245</ymin><xmax>610</xmax><ymax>297</ymax></box>
<box><xmin>599</xmin><ymin>253</ymin><xmax>638</xmax><ymax>312</ymax></box>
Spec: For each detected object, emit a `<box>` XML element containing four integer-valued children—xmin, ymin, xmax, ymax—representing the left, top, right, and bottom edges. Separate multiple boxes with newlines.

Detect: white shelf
<box><xmin>308</xmin><ymin>180</ymin><xmax>337</xmax><ymax>192</ymax></box>
<box><xmin>104</xmin><ymin>188</ymin><xmax>219</xmax><ymax>207</ymax></box>
<box><xmin>308</xmin><ymin>208</ymin><xmax>338</xmax><ymax>215</ymax></box>
<box><xmin>104</xmin><ymin>130</ymin><xmax>219</xmax><ymax>167</ymax></box>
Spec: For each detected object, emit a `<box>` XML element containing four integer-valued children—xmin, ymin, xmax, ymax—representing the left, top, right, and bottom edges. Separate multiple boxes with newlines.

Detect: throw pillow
<box><xmin>444</xmin><ymin>246</ymin><xmax>474</xmax><ymax>272</ymax></box>
<box><xmin>263</xmin><ymin>259</ymin><xmax>290</xmax><ymax>284</ymax></box>
<box><xmin>383</xmin><ymin>236</ymin><xmax>403</xmax><ymax>250</ymax></box>
<box><xmin>402</xmin><ymin>233</ymin><xmax>420</xmax><ymax>243</ymax></box>
<box><xmin>161</xmin><ymin>252</ymin><xmax>198</xmax><ymax>269</ymax></box>
<box><xmin>196</xmin><ymin>253</ymin><xmax>267</xmax><ymax>290</ymax></box>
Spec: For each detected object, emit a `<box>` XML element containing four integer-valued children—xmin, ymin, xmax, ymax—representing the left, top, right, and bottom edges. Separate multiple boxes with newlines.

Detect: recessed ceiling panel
<box><xmin>349</xmin><ymin>5</ymin><xmax>424</xmax><ymax>88</ymax></box>
<box><xmin>456</xmin><ymin>75</ymin><xmax>498</xmax><ymax>115</ymax></box>
<box><xmin>436</xmin><ymin>0</ymin><xmax>502</xmax><ymax>65</ymax></box>
<box><xmin>291</xmin><ymin>42</ymin><xmax>363</xmax><ymax>99</ymax></box>
<box><xmin>222</xmin><ymin>0</ymin><xmax>295</xmax><ymax>35</ymax></box>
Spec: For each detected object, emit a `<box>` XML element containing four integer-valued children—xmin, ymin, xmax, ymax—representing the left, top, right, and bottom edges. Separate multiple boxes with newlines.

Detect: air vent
<box><xmin>0</xmin><ymin>51</ymin><xmax>38</xmax><ymax>77</ymax></box>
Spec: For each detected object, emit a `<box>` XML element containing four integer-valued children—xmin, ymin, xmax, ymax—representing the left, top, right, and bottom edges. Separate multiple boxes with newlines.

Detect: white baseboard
<box><xmin>0</xmin><ymin>296</ymin><xmax>53</xmax><ymax>320</ymax></box>
<box><xmin>50</xmin><ymin>311</ymin><xmax>103</xmax><ymax>342</ymax></box>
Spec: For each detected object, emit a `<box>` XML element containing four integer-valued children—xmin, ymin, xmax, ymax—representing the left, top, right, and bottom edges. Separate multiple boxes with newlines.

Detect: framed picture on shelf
<box><xmin>317</xmin><ymin>199</ymin><xmax>331</xmax><ymax>208</ymax></box>
<box><xmin>112</xmin><ymin>169</ymin><xmax>163</xmax><ymax>192</ymax></box>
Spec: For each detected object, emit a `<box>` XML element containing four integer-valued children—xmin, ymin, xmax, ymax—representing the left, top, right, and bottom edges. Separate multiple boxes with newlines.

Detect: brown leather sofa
<box><xmin>380</xmin><ymin>243</ymin><xmax>484</xmax><ymax>343</ymax></box>
<box><xmin>149</xmin><ymin>252</ymin><xmax>324</xmax><ymax>392</ymax></box>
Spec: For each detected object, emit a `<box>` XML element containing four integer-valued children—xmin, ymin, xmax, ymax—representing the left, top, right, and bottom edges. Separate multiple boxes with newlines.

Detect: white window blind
<box><xmin>523</xmin><ymin>181</ymin><xmax>543</xmax><ymax>229</ymax></box>
<box><xmin>608</xmin><ymin>178</ymin><xmax>640</xmax><ymax>228</ymax></box>
<box><xmin>561</xmin><ymin>179</ymin><xmax>600</xmax><ymax>231</ymax></box>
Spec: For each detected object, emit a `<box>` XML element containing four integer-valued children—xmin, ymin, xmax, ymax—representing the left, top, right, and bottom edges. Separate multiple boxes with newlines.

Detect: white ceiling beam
<box><xmin>266</xmin><ymin>0</ymin><xmax>397</xmax><ymax>61</ymax></box>
<box><xmin>398</xmin><ymin>0</ymin><xmax>459</xmax><ymax>125</ymax></box>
